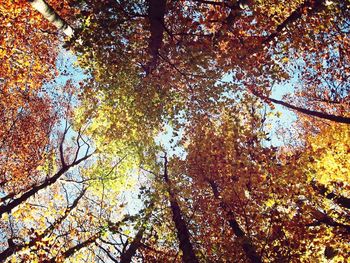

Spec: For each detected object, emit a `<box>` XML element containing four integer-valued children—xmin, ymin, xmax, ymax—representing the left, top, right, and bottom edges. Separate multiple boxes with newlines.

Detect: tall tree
<box><xmin>3</xmin><ymin>0</ymin><xmax>350</xmax><ymax>262</ymax></box>
<box><xmin>162</xmin><ymin>154</ymin><xmax>199</xmax><ymax>263</ymax></box>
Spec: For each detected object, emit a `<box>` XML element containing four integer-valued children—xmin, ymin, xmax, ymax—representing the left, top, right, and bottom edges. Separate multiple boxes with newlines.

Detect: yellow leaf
<box><xmin>265</xmin><ymin>199</ymin><xmax>275</xmax><ymax>207</ymax></box>
<box><xmin>281</xmin><ymin>57</ymin><xmax>289</xmax><ymax>63</ymax></box>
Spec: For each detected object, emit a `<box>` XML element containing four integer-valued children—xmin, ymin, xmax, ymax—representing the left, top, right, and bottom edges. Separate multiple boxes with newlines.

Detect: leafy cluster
<box><xmin>1</xmin><ymin>0</ymin><xmax>349</xmax><ymax>262</ymax></box>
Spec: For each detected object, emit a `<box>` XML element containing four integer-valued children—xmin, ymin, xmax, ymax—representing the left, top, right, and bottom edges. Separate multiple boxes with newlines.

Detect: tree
<box><xmin>182</xmin><ymin>94</ymin><xmax>350</xmax><ymax>261</ymax></box>
<box><xmin>0</xmin><ymin>124</ymin><xmax>92</xmax><ymax>217</ymax></box>
<box><xmin>0</xmin><ymin>0</ymin><xmax>79</xmax><ymax>201</ymax></box>
<box><xmin>0</xmin><ymin>95</ymin><xmax>55</xmax><ymax>197</ymax></box>
<box><xmin>183</xmin><ymin>96</ymin><xmax>268</xmax><ymax>262</ymax></box>
<box><xmin>3</xmin><ymin>0</ymin><xmax>350</xmax><ymax>261</ymax></box>
<box><xmin>162</xmin><ymin>154</ymin><xmax>199</xmax><ymax>263</ymax></box>
<box><xmin>0</xmin><ymin>187</ymin><xmax>86</xmax><ymax>261</ymax></box>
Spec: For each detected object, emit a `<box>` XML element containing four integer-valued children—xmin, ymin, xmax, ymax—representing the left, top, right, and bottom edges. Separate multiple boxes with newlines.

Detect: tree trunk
<box><xmin>249</xmin><ymin>90</ymin><xmax>350</xmax><ymax>124</ymax></box>
<box><xmin>28</xmin><ymin>0</ymin><xmax>74</xmax><ymax>37</ymax></box>
<box><xmin>312</xmin><ymin>182</ymin><xmax>350</xmax><ymax>210</ymax></box>
<box><xmin>0</xmin><ymin>166</ymin><xmax>67</xmax><ymax>217</ymax></box>
<box><xmin>208</xmin><ymin>180</ymin><xmax>262</xmax><ymax>263</ymax></box>
<box><xmin>163</xmin><ymin>155</ymin><xmax>199</xmax><ymax>263</ymax></box>
<box><xmin>263</xmin><ymin>0</ymin><xmax>325</xmax><ymax>44</ymax></box>
<box><xmin>49</xmin><ymin>233</ymin><xmax>100</xmax><ymax>262</ymax></box>
<box><xmin>0</xmin><ymin>244</ymin><xmax>15</xmax><ymax>263</ymax></box>
<box><xmin>145</xmin><ymin>0</ymin><xmax>167</xmax><ymax>74</ymax></box>
<box><xmin>119</xmin><ymin>227</ymin><xmax>146</xmax><ymax>263</ymax></box>
<box><xmin>120</xmin><ymin>208</ymin><xmax>153</xmax><ymax>263</ymax></box>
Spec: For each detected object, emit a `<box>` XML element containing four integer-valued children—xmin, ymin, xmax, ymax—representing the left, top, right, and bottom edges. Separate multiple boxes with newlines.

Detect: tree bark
<box><xmin>0</xmin><ymin>166</ymin><xmax>67</xmax><ymax>217</ymax></box>
<box><xmin>307</xmin><ymin>206</ymin><xmax>350</xmax><ymax>233</ymax></box>
<box><xmin>119</xmin><ymin>226</ymin><xmax>146</xmax><ymax>263</ymax></box>
<box><xmin>208</xmin><ymin>180</ymin><xmax>262</xmax><ymax>263</ymax></box>
<box><xmin>163</xmin><ymin>155</ymin><xmax>199</xmax><ymax>263</ymax></box>
<box><xmin>49</xmin><ymin>216</ymin><xmax>125</xmax><ymax>262</ymax></box>
<box><xmin>28</xmin><ymin>0</ymin><xmax>74</xmax><ymax>37</ymax></box>
<box><xmin>145</xmin><ymin>0</ymin><xmax>167</xmax><ymax>74</ymax></box>
<box><xmin>263</xmin><ymin>96</ymin><xmax>350</xmax><ymax>124</ymax></box>
<box><xmin>119</xmin><ymin>208</ymin><xmax>153</xmax><ymax>263</ymax></box>
<box><xmin>0</xmin><ymin>242</ymin><xmax>15</xmax><ymax>263</ymax></box>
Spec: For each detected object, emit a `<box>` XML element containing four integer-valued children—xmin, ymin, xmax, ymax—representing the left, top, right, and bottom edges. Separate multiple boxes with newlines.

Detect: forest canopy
<box><xmin>0</xmin><ymin>0</ymin><xmax>349</xmax><ymax>262</ymax></box>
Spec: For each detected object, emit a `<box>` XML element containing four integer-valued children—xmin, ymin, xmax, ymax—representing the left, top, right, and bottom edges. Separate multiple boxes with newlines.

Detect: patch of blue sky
<box><xmin>156</xmin><ymin>67</ymin><xmax>299</xmax><ymax>156</ymax></box>
<box><xmin>218</xmin><ymin>71</ymin><xmax>298</xmax><ymax>147</ymax></box>
<box><xmin>41</xmin><ymin>48</ymin><xmax>90</xmax><ymax>107</ymax></box>
<box><xmin>155</xmin><ymin>123</ymin><xmax>186</xmax><ymax>158</ymax></box>
<box><xmin>267</xmin><ymin>81</ymin><xmax>298</xmax><ymax>147</ymax></box>
<box><xmin>42</xmin><ymin>49</ymin><xmax>94</xmax><ymax>183</ymax></box>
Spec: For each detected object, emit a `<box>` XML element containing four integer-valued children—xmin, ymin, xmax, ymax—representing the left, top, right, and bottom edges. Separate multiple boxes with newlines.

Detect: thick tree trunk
<box><xmin>120</xmin><ymin>226</ymin><xmax>146</xmax><ymax>263</ymax></box>
<box><xmin>208</xmin><ymin>180</ymin><xmax>262</xmax><ymax>263</ymax></box>
<box><xmin>145</xmin><ymin>0</ymin><xmax>167</xmax><ymax>74</ymax></box>
<box><xmin>307</xmin><ymin>206</ymin><xmax>350</xmax><ymax>233</ymax></box>
<box><xmin>28</xmin><ymin>0</ymin><xmax>74</xmax><ymax>37</ymax></box>
<box><xmin>0</xmin><ymin>245</ymin><xmax>15</xmax><ymax>263</ymax></box>
<box><xmin>163</xmin><ymin>155</ymin><xmax>199</xmax><ymax>263</ymax></box>
<box><xmin>119</xmin><ymin>208</ymin><xmax>153</xmax><ymax>263</ymax></box>
<box><xmin>0</xmin><ymin>166</ymin><xmax>67</xmax><ymax>217</ymax></box>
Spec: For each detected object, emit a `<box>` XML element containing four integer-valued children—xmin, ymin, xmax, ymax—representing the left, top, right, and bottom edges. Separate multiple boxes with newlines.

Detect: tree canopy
<box><xmin>0</xmin><ymin>0</ymin><xmax>349</xmax><ymax>262</ymax></box>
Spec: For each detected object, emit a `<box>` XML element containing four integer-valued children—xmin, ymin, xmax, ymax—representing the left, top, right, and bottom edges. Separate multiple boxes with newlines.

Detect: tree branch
<box><xmin>0</xmin><ymin>130</ymin><xmax>93</xmax><ymax>217</ymax></box>
<box><xmin>28</xmin><ymin>0</ymin><xmax>74</xmax><ymax>37</ymax></box>
<box><xmin>312</xmin><ymin>181</ymin><xmax>350</xmax><ymax>210</ymax></box>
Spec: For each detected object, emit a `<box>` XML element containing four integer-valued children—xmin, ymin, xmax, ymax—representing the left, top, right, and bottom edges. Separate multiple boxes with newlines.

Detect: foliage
<box><xmin>1</xmin><ymin>0</ymin><xmax>350</xmax><ymax>262</ymax></box>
